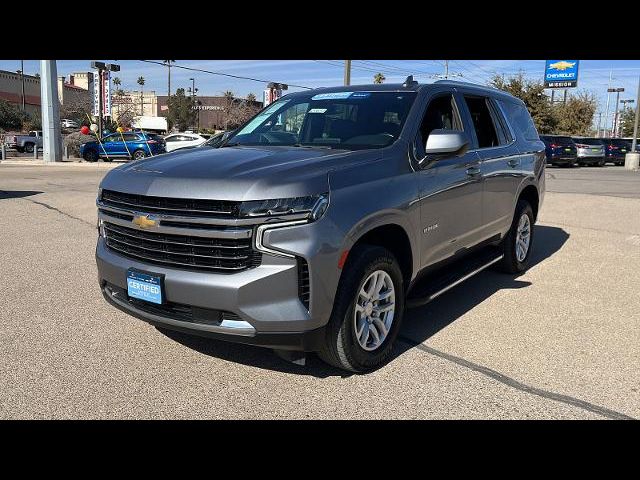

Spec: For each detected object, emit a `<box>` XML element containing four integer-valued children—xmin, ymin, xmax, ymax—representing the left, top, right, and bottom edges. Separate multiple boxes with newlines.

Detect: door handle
<box><xmin>507</xmin><ymin>159</ymin><xmax>519</xmax><ymax>168</ymax></box>
<box><xmin>465</xmin><ymin>166</ymin><xmax>481</xmax><ymax>176</ymax></box>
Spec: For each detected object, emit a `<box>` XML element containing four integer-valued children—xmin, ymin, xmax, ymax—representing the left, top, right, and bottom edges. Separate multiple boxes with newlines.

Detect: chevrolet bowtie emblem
<box><xmin>132</xmin><ymin>214</ymin><xmax>159</xmax><ymax>229</ymax></box>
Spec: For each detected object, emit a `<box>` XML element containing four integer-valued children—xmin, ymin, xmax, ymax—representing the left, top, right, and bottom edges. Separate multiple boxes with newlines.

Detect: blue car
<box><xmin>539</xmin><ymin>135</ymin><xmax>578</xmax><ymax>167</ymax></box>
<box><xmin>80</xmin><ymin>131</ymin><xmax>166</xmax><ymax>162</ymax></box>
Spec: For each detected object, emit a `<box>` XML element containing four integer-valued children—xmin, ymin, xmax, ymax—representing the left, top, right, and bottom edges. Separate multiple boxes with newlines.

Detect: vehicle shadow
<box><xmin>159</xmin><ymin>225</ymin><xmax>569</xmax><ymax>378</ymax></box>
<box><xmin>0</xmin><ymin>190</ymin><xmax>43</xmax><ymax>200</ymax></box>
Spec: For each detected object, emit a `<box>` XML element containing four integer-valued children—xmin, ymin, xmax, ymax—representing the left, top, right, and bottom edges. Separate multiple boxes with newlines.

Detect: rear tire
<box><xmin>318</xmin><ymin>245</ymin><xmax>405</xmax><ymax>373</ymax></box>
<box><xmin>497</xmin><ymin>199</ymin><xmax>535</xmax><ymax>274</ymax></box>
<box><xmin>132</xmin><ymin>149</ymin><xmax>147</xmax><ymax>160</ymax></box>
<box><xmin>83</xmin><ymin>149</ymin><xmax>98</xmax><ymax>162</ymax></box>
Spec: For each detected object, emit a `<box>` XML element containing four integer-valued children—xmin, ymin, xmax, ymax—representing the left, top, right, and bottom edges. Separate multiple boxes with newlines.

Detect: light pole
<box><xmin>619</xmin><ymin>99</ymin><xmax>635</xmax><ymax>137</ymax></box>
<box><xmin>188</xmin><ymin>78</ymin><xmax>198</xmax><ymax>131</ymax></box>
<box><xmin>609</xmin><ymin>87</ymin><xmax>624</xmax><ymax>138</ymax></box>
<box><xmin>625</xmin><ymin>76</ymin><xmax>640</xmax><ymax>170</ymax></box>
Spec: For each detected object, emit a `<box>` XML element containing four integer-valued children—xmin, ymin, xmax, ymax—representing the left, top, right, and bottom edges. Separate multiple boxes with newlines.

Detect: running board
<box><xmin>406</xmin><ymin>248</ymin><xmax>503</xmax><ymax>309</ymax></box>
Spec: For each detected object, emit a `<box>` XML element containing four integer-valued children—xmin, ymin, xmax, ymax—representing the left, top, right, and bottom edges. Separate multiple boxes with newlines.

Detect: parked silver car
<box><xmin>96</xmin><ymin>79</ymin><xmax>545</xmax><ymax>372</ymax></box>
<box><xmin>572</xmin><ymin>137</ymin><xmax>606</xmax><ymax>166</ymax></box>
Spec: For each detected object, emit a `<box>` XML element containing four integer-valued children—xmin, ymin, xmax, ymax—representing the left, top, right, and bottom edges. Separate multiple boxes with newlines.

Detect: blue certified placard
<box><xmin>127</xmin><ymin>270</ymin><xmax>163</xmax><ymax>305</ymax></box>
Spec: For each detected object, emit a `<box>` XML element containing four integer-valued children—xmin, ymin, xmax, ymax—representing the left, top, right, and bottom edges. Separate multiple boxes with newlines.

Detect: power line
<box><xmin>139</xmin><ymin>60</ymin><xmax>313</xmax><ymax>90</ymax></box>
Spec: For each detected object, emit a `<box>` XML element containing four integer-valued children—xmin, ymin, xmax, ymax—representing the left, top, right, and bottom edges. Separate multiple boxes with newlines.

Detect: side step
<box><xmin>406</xmin><ymin>247</ymin><xmax>504</xmax><ymax>309</ymax></box>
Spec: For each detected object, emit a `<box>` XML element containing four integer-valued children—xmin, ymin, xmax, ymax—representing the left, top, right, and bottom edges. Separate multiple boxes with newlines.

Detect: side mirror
<box><xmin>419</xmin><ymin>129</ymin><xmax>469</xmax><ymax>166</ymax></box>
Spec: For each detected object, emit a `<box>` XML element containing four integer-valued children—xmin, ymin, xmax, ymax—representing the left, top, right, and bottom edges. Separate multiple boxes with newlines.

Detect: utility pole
<box><xmin>344</xmin><ymin>60</ymin><xmax>351</xmax><ymax>86</ymax></box>
<box><xmin>602</xmin><ymin>70</ymin><xmax>613</xmax><ymax>137</ymax></box>
<box><xmin>40</xmin><ymin>60</ymin><xmax>62</xmax><ymax>163</ymax></box>
<box><xmin>625</xmin><ymin>76</ymin><xmax>640</xmax><ymax>170</ymax></box>
<box><xmin>20</xmin><ymin>60</ymin><xmax>25</xmax><ymax>111</ymax></box>
<box><xmin>444</xmin><ymin>60</ymin><xmax>449</xmax><ymax>79</ymax></box>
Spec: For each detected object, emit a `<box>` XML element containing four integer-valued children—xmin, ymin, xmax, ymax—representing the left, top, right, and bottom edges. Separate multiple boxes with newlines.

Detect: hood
<box><xmin>100</xmin><ymin>145</ymin><xmax>374</xmax><ymax>201</ymax></box>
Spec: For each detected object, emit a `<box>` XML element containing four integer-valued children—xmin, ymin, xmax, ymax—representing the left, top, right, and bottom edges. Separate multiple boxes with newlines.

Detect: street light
<box><xmin>608</xmin><ymin>87</ymin><xmax>624</xmax><ymax>138</ymax></box>
<box><xmin>188</xmin><ymin>78</ymin><xmax>199</xmax><ymax>132</ymax></box>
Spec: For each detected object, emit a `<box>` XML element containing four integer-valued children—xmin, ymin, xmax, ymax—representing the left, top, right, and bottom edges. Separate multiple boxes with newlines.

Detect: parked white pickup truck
<box><xmin>6</xmin><ymin>130</ymin><xmax>43</xmax><ymax>153</ymax></box>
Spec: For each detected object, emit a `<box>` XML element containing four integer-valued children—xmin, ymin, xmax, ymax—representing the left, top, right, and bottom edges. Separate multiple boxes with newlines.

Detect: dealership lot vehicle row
<box><xmin>0</xmin><ymin>165</ymin><xmax>638</xmax><ymax>419</ymax></box>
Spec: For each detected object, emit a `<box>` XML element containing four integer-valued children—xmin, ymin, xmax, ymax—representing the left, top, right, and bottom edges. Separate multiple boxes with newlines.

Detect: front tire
<box><xmin>319</xmin><ymin>245</ymin><xmax>405</xmax><ymax>373</ymax></box>
<box><xmin>498</xmin><ymin>199</ymin><xmax>535</xmax><ymax>274</ymax></box>
<box><xmin>24</xmin><ymin>143</ymin><xmax>34</xmax><ymax>153</ymax></box>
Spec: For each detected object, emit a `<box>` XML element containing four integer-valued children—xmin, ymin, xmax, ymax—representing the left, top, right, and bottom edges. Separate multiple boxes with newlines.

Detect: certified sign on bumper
<box><xmin>127</xmin><ymin>269</ymin><xmax>163</xmax><ymax>304</ymax></box>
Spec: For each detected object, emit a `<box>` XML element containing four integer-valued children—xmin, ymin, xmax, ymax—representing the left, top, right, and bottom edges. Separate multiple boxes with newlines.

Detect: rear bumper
<box><xmin>547</xmin><ymin>155</ymin><xmax>576</xmax><ymax>164</ymax></box>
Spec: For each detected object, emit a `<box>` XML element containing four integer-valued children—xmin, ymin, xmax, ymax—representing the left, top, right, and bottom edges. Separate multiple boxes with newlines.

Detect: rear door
<box><xmin>457</xmin><ymin>93</ymin><xmax>526</xmax><ymax>240</ymax></box>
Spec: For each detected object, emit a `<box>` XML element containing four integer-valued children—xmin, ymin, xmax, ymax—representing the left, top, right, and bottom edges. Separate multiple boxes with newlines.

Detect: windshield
<box><xmin>610</xmin><ymin>139</ymin><xmax>631</xmax><ymax>147</ymax></box>
<box><xmin>226</xmin><ymin>91</ymin><xmax>417</xmax><ymax>150</ymax></box>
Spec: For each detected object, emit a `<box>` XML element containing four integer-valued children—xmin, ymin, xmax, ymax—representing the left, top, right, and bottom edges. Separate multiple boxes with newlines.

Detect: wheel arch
<box><xmin>344</xmin><ymin>222</ymin><xmax>414</xmax><ymax>289</ymax></box>
<box><xmin>517</xmin><ymin>184</ymin><xmax>540</xmax><ymax>221</ymax></box>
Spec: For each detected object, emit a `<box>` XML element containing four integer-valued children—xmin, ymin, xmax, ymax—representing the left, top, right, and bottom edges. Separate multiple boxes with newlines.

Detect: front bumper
<box><xmin>95</xmin><ymin>212</ymin><xmax>342</xmax><ymax>350</ymax></box>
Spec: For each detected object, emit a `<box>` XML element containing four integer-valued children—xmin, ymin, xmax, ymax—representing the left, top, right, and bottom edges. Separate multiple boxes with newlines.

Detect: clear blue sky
<box><xmin>3</xmin><ymin>59</ymin><xmax>639</xmax><ymax>116</ymax></box>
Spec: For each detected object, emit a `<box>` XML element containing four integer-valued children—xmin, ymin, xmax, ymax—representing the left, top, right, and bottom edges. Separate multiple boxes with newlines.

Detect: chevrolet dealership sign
<box><xmin>544</xmin><ymin>60</ymin><xmax>579</xmax><ymax>88</ymax></box>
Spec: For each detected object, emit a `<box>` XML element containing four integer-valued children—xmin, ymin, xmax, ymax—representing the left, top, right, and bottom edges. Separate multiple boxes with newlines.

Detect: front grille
<box><xmin>103</xmin><ymin>222</ymin><xmax>261</xmax><ymax>273</ymax></box>
<box><xmin>105</xmin><ymin>283</ymin><xmax>241</xmax><ymax>326</ymax></box>
<box><xmin>101</xmin><ymin>189</ymin><xmax>241</xmax><ymax>218</ymax></box>
<box><xmin>297</xmin><ymin>258</ymin><xmax>310</xmax><ymax>310</ymax></box>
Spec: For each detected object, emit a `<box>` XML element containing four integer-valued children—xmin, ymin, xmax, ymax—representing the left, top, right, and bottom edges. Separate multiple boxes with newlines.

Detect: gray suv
<box><xmin>96</xmin><ymin>79</ymin><xmax>545</xmax><ymax>372</ymax></box>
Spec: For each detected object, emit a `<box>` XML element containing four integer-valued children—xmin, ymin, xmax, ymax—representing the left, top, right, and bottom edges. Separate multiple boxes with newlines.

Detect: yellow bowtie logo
<box><xmin>132</xmin><ymin>214</ymin><xmax>158</xmax><ymax>229</ymax></box>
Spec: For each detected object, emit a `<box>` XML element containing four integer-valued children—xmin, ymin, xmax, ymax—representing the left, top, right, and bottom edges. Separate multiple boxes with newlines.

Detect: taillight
<box><xmin>609</xmin><ymin>145</ymin><xmax>618</xmax><ymax>150</ymax></box>
<box><xmin>147</xmin><ymin>140</ymin><xmax>158</xmax><ymax>144</ymax></box>
<box><xmin>550</xmin><ymin>143</ymin><xmax>559</xmax><ymax>148</ymax></box>
<box><xmin>576</xmin><ymin>144</ymin><xmax>588</xmax><ymax>148</ymax></box>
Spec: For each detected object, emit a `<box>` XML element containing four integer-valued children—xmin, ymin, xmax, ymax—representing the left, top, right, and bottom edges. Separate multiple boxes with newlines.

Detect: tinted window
<box><xmin>574</xmin><ymin>138</ymin><xmax>603</xmax><ymax>145</ymax></box>
<box><xmin>553</xmin><ymin>136</ymin><xmax>574</xmax><ymax>145</ymax></box>
<box><xmin>103</xmin><ymin>135</ymin><xmax>120</xmax><ymax>143</ymax></box>
<box><xmin>463</xmin><ymin>96</ymin><xmax>499</xmax><ymax>148</ymax></box>
<box><xmin>165</xmin><ymin>135</ymin><xmax>180</xmax><ymax>142</ymax></box>
<box><xmin>610</xmin><ymin>139</ymin><xmax>631</xmax><ymax>147</ymax></box>
<box><xmin>122</xmin><ymin>134</ymin><xmax>140</xmax><ymax>141</ymax></box>
<box><xmin>418</xmin><ymin>94</ymin><xmax>463</xmax><ymax>150</ymax></box>
<box><xmin>501</xmin><ymin>100</ymin><xmax>539</xmax><ymax>141</ymax></box>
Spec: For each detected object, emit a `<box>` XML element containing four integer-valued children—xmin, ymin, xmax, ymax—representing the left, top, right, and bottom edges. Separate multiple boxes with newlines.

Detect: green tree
<box><xmin>490</xmin><ymin>72</ymin><xmax>556</xmax><ymax>134</ymax></box>
<box><xmin>552</xmin><ymin>91</ymin><xmax>597</xmax><ymax>136</ymax></box>
<box><xmin>246</xmin><ymin>92</ymin><xmax>257</xmax><ymax>102</ymax></box>
<box><xmin>137</xmin><ymin>76</ymin><xmax>145</xmax><ymax>115</ymax></box>
<box><xmin>0</xmin><ymin>99</ymin><xmax>28</xmax><ymax>131</ymax></box>
<box><xmin>619</xmin><ymin>107</ymin><xmax>637</xmax><ymax>137</ymax></box>
<box><xmin>373</xmin><ymin>73</ymin><xmax>386</xmax><ymax>84</ymax></box>
<box><xmin>166</xmin><ymin>88</ymin><xmax>197</xmax><ymax>131</ymax></box>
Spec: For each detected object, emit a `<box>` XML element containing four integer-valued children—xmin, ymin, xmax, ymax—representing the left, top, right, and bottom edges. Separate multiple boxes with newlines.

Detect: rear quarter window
<box><xmin>499</xmin><ymin>100</ymin><xmax>540</xmax><ymax>141</ymax></box>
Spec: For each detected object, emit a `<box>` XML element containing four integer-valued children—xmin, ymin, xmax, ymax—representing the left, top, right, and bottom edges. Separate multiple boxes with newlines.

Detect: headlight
<box><xmin>239</xmin><ymin>194</ymin><xmax>329</xmax><ymax>222</ymax></box>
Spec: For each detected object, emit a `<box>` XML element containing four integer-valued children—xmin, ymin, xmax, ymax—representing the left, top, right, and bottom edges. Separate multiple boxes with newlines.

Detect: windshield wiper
<box><xmin>293</xmin><ymin>144</ymin><xmax>334</xmax><ymax>149</ymax></box>
<box><xmin>221</xmin><ymin>142</ymin><xmax>240</xmax><ymax>148</ymax></box>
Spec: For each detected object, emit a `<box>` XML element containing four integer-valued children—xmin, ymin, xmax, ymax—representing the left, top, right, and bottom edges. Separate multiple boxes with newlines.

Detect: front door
<box><xmin>415</xmin><ymin>90</ymin><xmax>484</xmax><ymax>269</ymax></box>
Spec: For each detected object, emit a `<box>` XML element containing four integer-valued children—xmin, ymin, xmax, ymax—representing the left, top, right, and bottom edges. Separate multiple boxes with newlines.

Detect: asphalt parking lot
<box><xmin>0</xmin><ymin>163</ymin><xmax>638</xmax><ymax>419</ymax></box>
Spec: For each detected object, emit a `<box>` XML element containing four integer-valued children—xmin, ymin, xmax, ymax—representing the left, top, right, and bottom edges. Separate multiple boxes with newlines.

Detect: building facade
<box><xmin>0</xmin><ymin>69</ymin><xmax>90</xmax><ymax>119</ymax></box>
<box><xmin>156</xmin><ymin>95</ymin><xmax>262</xmax><ymax>130</ymax></box>
<box><xmin>111</xmin><ymin>90</ymin><xmax>158</xmax><ymax>122</ymax></box>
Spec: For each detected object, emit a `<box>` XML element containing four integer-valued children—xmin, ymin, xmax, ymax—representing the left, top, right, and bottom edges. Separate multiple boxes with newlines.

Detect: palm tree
<box><xmin>112</xmin><ymin>77</ymin><xmax>122</xmax><ymax>119</ymax></box>
<box><xmin>373</xmin><ymin>73</ymin><xmax>386</xmax><ymax>84</ymax></box>
<box><xmin>137</xmin><ymin>76</ymin><xmax>145</xmax><ymax>115</ymax></box>
<box><xmin>246</xmin><ymin>92</ymin><xmax>257</xmax><ymax>102</ymax></box>
<box><xmin>163</xmin><ymin>60</ymin><xmax>175</xmax><ymax>98</ymax></box>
